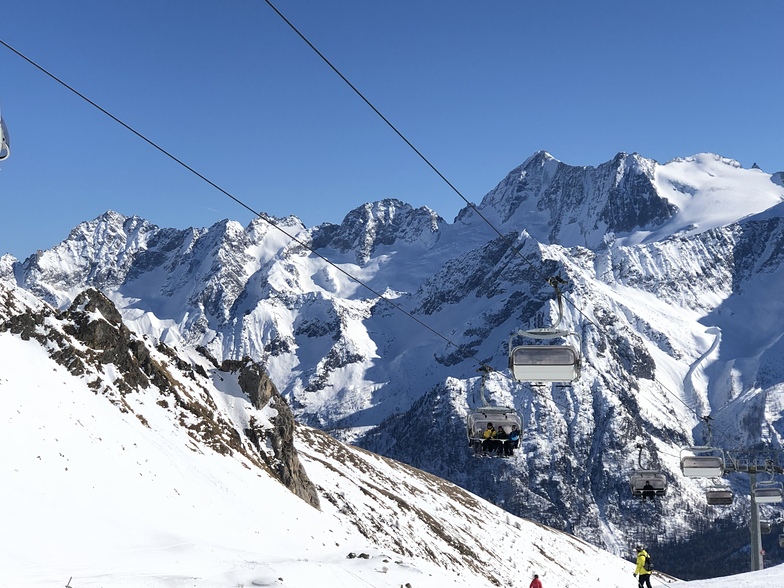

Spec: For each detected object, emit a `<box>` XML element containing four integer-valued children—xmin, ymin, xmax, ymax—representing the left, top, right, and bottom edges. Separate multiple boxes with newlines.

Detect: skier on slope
<box><xmin>633</xmin><ymin>545</ymin><xmax>653</xmax><ymax>588</ymax></box>
<box><xmin>529</xmin><ymin>573</ymin><xmax>542</xmax><ymax>588</ymax></box>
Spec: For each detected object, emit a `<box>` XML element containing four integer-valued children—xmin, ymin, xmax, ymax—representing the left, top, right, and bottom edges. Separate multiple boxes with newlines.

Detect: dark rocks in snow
<box><xmin>312</xmin><ymin>198</ymin><xmax>443</xmax><ymax>265</ymax></box>
<box><xmin>221</xmin><ymin>356</ymin><xmax>320</xmax><ymax>509</ymax></box>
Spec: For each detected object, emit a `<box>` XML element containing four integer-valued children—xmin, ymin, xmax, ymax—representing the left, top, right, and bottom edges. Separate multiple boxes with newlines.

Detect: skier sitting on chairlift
<box><xmin>495</xmin><ymin>425</ymin><xmax>508</xmax><ymax>456</ymax></box>
<box><xmin>506</xmin><ymin>424</ymin><xmax>520</xmax><ymax>456</ymax></box>
<box><xmin>482</xmin><ymin>423</ymin><xmax>497</xmax><ymax>454</ymax></box>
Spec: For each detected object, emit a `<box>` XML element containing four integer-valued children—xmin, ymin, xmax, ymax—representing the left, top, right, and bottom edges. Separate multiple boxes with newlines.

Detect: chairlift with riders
<box><xmin>630</xmin><ymin>442</ymin><xmax>667</xmax><ymax>499</ymax></box>
<box><xmin>466</xmin><ymin>366</ymin><xmax>522</xmax><ymax>457</ymax></box>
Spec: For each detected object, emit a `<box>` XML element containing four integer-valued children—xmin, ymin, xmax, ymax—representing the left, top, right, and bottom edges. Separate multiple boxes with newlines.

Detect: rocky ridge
<box><xmin>0</xmin><ymin>281</ymin><xmax>318</xmax><ymax>507</ymax></box>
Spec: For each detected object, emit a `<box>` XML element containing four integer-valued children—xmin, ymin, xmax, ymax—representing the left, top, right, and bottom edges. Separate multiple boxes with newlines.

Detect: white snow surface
<box><xmin>1</xmin><ymin>326</ymin><xmax>783</xmax><ymax>587</ymax></box>
<box><xmin>632</xmin><ymin>153</ymin><xmax>784</xmax><ymax>245</ymax></box>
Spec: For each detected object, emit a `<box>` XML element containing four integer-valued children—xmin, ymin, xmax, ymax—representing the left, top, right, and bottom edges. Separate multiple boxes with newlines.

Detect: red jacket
<box><xmin>530</xmin><ymin>578</ymin><xmax>542</xmax><ymax>588</ymax></box>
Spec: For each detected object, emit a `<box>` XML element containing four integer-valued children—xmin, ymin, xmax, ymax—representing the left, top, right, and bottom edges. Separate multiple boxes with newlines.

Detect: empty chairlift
<box><xmin>681</xmin><ymin>416</ymin><xmax>726</xmax><ymax>478</ymax></box>
<box><xmin>0</xmin><ymin>108</ymin><xmax>9</xmax><ymax>161</ymax></box>
<box><xmin>680</xmin><ymin>446</ymin><xmax>725</xmax><ymax>477</ymax></box>
<box><xmin>509</xmin><ymin>343</ymin><xmax>581</xmax><ymax>383</ymax></box>
<box><xmin>753</xmin><ymin>480</ymin><xmax>784</xmax><ymax>504</ymax></box>
<box><xmin>705</xmin><ymin>486</ymin><xmax>734</xmax><ymax>506</ymax></box>
<box><xmin>508</xmin><ymin>278</ymin><xmax>582</xmax><ymax>384</ymax></box>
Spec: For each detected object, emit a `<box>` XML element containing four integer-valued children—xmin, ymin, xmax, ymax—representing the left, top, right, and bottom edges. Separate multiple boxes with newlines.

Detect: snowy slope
<box><xmin>0</xmin><ymin>282</ymin><xmax>659</xmax><ymax>587</ymax></box>
<box><xmin>646</xmin><ymin>154</ymin><xmax>784</xmax><ymax>245</ymax></box>
<box><xmin>2</xmin><ymin>283</ymin><xmax>783</xmax><ymax>587</ymax></box>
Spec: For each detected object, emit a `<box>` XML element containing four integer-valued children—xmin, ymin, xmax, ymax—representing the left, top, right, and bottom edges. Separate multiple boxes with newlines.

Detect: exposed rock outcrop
<box><xmin>220</xmin><ymin>356</ymin><xmax>320</xmax><ymax>509</ymax></box>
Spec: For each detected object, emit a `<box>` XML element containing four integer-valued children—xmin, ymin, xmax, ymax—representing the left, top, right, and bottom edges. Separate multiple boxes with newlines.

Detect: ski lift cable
<box><xmin>257</xmin><ymin>2</ymin><xmax>734</xmax><ymax>437</ymax></box>
<box><xmin>0</xmin><ymin>37</ymin><xmax>501</xmax><ymax>375</ymax></box>
<box><xmin>0</xmin><ymin>38</ymin><xmax>575</xmax><ymax>418</ymax></box>
<box><xmin>0</xmin><ymin>38</ymin><xmax>718</xmax><ymax>431</ymax></box>
<box><xmin>262</xmin><ymin>0</ymin><xmax>618</xmax><ymax>340</ymax></box>
<box><xmin>259</xmin><ymin>0</ymin><xmax>557</xmax><ymax>293</ymax></box>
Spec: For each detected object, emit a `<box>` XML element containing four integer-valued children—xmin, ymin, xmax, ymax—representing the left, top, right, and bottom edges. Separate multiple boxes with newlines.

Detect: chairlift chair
<box><xmin>509</xmin><ymin>341</ymin><xmax>581</xmax><ymax>383</ymax></box>
<box><xmin>630</xmin><ymin>443</ymin><xmax>667</xmax><ymax>499</ymax></box>
<box><xmin>466</xmin><ymin>406</ymin><xmax>522</xmax><ymax>456</ymax></box>
<box><xmin>705</xmin><ymin>487</ymin><xmax>734</xmax><ymax>506</ymax></box>
<box><xmin>760</xmin><ymin>521</ymin><xmax>772</xmax><ymax>535</ymax></box>
<box><xmin>508</xmin><ymin>278</ymin><xmax>582</xmax><ymax>384</ymax></box>
<box><xmin>466</xmin><ymin>406</ymin><xmax>522</xmax><ymax>438</ymax></box>
<box><xmin>753</xmin><ymin>480</ymin><xmax>784</xmax><ymax>504</ymax></box>
<box><xmin>0</xmin><ymin>112</ymin><xmax>9</xmax><ymax>161</ymax></box>
<box><xmin>680</xmin><ymin>446</ymin><xmax>725</xmax><ymax>477</ymax></box>
<box><xmin>466</xmin><ymin>367</ymin><xmax>522</xmax><ymax>457</ymax></box>
<box><xmin>778</xmin><ymin>533</ymin><xmax>784</xmax><ymax>548</ymax></box>
<box><xmin>630</xmin><ymin>470</ymin><xmax>668</xmax><ymax>499</ymax></box>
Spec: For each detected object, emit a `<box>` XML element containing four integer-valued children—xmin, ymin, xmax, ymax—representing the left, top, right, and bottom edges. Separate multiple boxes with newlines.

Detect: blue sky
<box><xmin>0</xmin><ymin>0</ymin><xmax>782</xmax><ymax>259</ymax></box>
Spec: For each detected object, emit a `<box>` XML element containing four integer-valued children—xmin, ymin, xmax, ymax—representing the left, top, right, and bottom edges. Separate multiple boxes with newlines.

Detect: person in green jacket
<box><xmin>633</xmin><ymin>545</ymin><xmax>652</xmax><ymax>588</ymax></box>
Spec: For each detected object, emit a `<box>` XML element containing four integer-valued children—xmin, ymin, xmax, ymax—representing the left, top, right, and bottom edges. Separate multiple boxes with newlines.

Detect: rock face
<box><xmin>311</xmin><ymin>198</ymin><xmax>444</xmax><ymax>264</ymax></box>
<box><xmin>221</xmin><ymin>356</ymin><xmax>320</xmax><ymax>508</ymax></box>
<box><xmin>460</xmin><ymin>151</ymin><xmax>676</xmax><ymax>248</ymax></box>
<box><xmin>5</xmin><ymin>151</ymin><xmax>784</xmax><ymax>577</ymax></box>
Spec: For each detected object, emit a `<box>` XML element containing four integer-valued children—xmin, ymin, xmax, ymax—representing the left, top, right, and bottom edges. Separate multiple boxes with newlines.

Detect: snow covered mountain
<box><xmin>5</xmin><ymin>151</ymin><xmax>784</xmax><ymax>579</ymax></box>
<box><xmin>1</xmin><ymin>276</ymin><xmax>665</xmax><ymax>587</ymax></box>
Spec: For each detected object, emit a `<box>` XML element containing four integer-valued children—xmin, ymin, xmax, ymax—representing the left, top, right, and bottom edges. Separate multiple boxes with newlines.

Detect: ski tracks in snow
<box><xmin>683</xmin><ymin>326</ymin><xmax>721</xmax><ymax>412</ymax></box>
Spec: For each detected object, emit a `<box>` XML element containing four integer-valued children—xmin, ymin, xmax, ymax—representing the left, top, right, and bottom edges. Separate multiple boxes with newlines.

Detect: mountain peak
<box><xmin>311</xmin><ymin>198</ymin><xmax>444</xmax><ymax>264</ymax></box>
<box><xmin>522</xmin><ymin>150</ymin><xmax>559</xmax><ymax>166</ymax></box>
<box><xmin>458</xmin><ymin>151</ymin><xmax>783</xmax><ymax>249</ymax></box>
<box><xmin>460</xmin><ymin>151</ymin><xmax>668</xmax><ymax>247</ymax></box>
<box><xmin>664</xmin><ymin>152</ymin><xmax>743</xmax><ymax>169</ymax></box>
